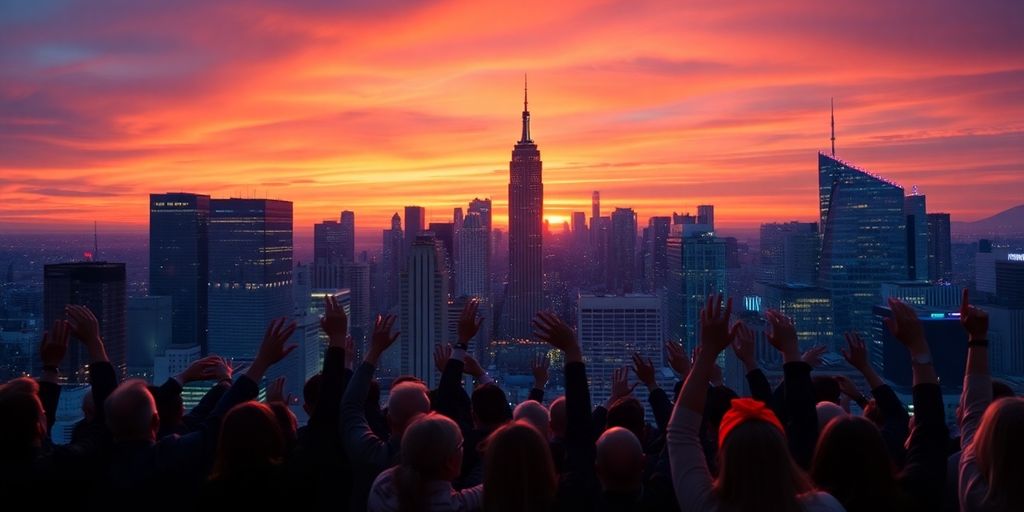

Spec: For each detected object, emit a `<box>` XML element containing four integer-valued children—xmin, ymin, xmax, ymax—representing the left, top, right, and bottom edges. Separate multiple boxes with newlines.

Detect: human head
<box><xmin>148</xmin><ymin>384</ymin><xmax>183</xmax><ymax>432</ymax></box>
<box><xmin>972</xmin><ymin>397</ymin><xmax>1024</xmax><ymax>509</ymax></box>
<box><xmin>268</xmin><ymin>401</ymin><xmax>298</xmax><ymax>447</ymax></box>
<box><xmin>471</xmin><ymin>382</ymin><xmax>512</xmax><ymax>429</ymax></box>
<box><xmin>811</xmin><ymin>416</ymin><xmax>899</xmax><ymax>510</ymax></box>
<box><xmin>0</xmin><ymin>382</ymin><xmax>45</xmax><ymax>452</ymax></box>
<box><xmin>303</xmin><ymin>373</ymin><xmax>322</xmax><ymax>416</ymax></box>
<box><xmin>395</xmin><ymin>413</ymin><xmax>464</xmax><ymax>510</ymax></box>
<box><xmin>105</xmin><ymin>380</ymin><xmax>159</xmax><ymax>442</ymax></box>
<box><xmin>606</xmin><ymin>396</ymin><xmax>645</xmax><ymax>442</ymax></box>
<box><xmin>595</xmin><ymin>427</ymin><xmax>646</xmax><ymax>493</ymax></box>
<box><xmin>816</xmin><ymin>401</ymin><xmax>847</xmax><ymax>430</ymax></box>
<box><xmin>549</xmin><ymin>396</ymin><xmax>567</xmax><ymax>438</ymax></box>
<box><xmin>513</xmin><ymin>400</ymin><xmax>550</xmax><ymax>437</ymax></box>
<box><xmin>813</xmin><ymin>376</ymin><xmax>841</xmax><ymax>405</ymax></box>
<box><xmin>211</xmin><ymin>402</ymin><xmax>285</xmax><ymax>479</ymax></box>
<box><xmin>483</xmin><ymin>421</ymin><xmax>558</xmax><ymax>512</ymax></box>
<box><xmin>715</xmin><ymin>399</ymin><xmax>810</xmax><ymax>511</ymax></box>
<box><xmin>386</xmin><ymin>381</ymin><xmax>430</xmax><ymax>436</ymax></box>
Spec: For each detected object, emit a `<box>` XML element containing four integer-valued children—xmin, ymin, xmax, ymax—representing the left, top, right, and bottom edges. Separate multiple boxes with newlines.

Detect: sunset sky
<box><xmin>2</xmin><ymin>0</ymin><xmax>1022</xmax><ymax>246</ymax></box>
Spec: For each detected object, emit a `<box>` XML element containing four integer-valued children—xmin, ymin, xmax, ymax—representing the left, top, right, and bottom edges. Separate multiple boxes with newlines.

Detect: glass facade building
<box><xmin>665</xmin><ymin>225</ymin><xmax>727</xmax><ymax>351</ymax></box>
<box><xmin>149</xmin><ymin>193</ymin><xmax>210</xmax><ymax>351</ymax></box>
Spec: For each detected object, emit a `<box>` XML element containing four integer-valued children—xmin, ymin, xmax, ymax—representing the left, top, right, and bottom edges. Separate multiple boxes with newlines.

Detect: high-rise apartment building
<box><xmin>149</xmin><ymin>193</ymin><xmax>209</xmax><ymax>350</ymax></box>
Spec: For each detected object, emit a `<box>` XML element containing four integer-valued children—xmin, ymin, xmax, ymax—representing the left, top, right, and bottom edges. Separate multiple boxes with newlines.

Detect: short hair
<box><xmin>303</xmin><ymin>373</ymin><xmax>322</xmax><ymax>409</ymax></box>
<box><xmin>0</xmin><ymin>377</ymin><xmax>39</xmax><ymax>397</ymax></box>
<box><xmin>816</xmin><ymin>401</ymin><xmax>847</xmax><ymax>429</ymax></box>
<box><xmin>0</xmin><ymin>390</ymin><xmax>43</xmax><ymax>451</ymax></box>
<box><xmin>513</xmin><ymin>400</ymin><xmax>550</xmax><ymax>435</ymax></box>
<box><xmin>105</xmin><ymin>380</ymin><xmax>157</xmax><ymax>441</ymax></box>
<box><xmin>472</xmin><ymin>383</ymin><xmax>512</xmax><ymax>427</ymax></box>
<box><xmin>606</xmin><ymin>396</ymin><xmax>645</xmax><ymax>441</ymax></box>
<box><xmin>813</xmin><ymin>377</ymin><xmax>841</xmax><ymax>405</ymax></box>
<box><xmin>387</xmin><ymin>381</ymin><xmax>431</xmax><ymax>431</ymax></box>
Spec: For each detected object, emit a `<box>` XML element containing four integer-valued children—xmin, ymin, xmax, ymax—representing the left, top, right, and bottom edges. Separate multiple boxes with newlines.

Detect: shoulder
<box><xmin>800</xmin><ymin>491</ymin><xmax>846</xmax><ymax>511</ymax></box>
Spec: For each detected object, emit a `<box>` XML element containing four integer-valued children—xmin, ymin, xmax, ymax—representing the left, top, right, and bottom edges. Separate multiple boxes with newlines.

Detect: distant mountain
<box><xmin>953</xmin><ymin>205</ymin><xmax>1024</xmax><ymax>238</ymax></box>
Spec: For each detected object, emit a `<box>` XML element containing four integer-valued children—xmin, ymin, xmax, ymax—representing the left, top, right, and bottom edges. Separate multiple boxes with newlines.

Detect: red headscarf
<box><xmin>718</xmin><ymin>398</ymin><xmax>784</xmax><ymax>447</ymax></box>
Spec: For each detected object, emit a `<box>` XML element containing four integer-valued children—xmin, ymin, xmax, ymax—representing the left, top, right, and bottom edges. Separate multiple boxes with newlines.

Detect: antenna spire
<box><xmin>93</xmin><ymin>221</ymin><xmax>98</xmax><ymax>260</ymax></box>
<box><xmin>830</xmin><ymin>97</ymin><xmax>836</xmax><ymax>157</ymax></box>
<box><xmin>524</xmin><ymin>73</ymin><xmax>528</xmax><ymax>111</ymax></box>
<box><xmin>519</xmin><ymin>73</ymin><xmax>532</xmax><ymax>143</ymax></box>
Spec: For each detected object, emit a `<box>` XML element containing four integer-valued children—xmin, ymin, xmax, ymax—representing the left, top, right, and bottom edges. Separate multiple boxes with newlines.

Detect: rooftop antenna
<box><xmin>830</xmin><ymin>97</ymin><xmax>836</xmax><ymax>157</ymax></box>
<box><xmin>93</xmin><ymin>221</ymin><xmax>98</xmax><ymax>260</ymax></box>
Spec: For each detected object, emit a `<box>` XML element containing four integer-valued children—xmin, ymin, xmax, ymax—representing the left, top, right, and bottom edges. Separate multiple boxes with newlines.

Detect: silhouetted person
<box><xmin>483</xmin><ymin>421</ymin><xmax>557</xmax><ymax>512</ymax></box>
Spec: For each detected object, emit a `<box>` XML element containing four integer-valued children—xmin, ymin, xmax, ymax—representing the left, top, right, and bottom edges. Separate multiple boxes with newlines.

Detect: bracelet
<box><xmin>968</xmin><ymin>339</ymin><xmax>989</xmax><ymax>348</ymax></box>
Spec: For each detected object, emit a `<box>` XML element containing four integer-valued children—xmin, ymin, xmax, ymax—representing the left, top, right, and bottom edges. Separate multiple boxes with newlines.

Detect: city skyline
<box><xmin>2</xmin><ymin>1</ymin><xmax>1023</xmax><ymax>236</ymax></box>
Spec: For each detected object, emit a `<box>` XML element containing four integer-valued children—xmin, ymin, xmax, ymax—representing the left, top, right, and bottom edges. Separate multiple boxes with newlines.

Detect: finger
<box><xmin>389</xmin><ymin>332</ymin><xmax>400</xmax><ymax>344</ymax></box>
<box><xmin>628</xmin><ymin>382</ymin><xmax>639</xmax><ymax>393</ymax></box>
<box><xmin>282</xmin><ymin>345</ymin><xmax>298</xmax><ymax>358</ymax></box>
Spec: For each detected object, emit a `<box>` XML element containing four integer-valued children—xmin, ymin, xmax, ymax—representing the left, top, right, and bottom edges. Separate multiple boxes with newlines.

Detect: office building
<box><xmin>44</xmin><ymin>262</ymin><xmax>127</xmax><ymax>381</ymax></box>
<box><xmin>340</xmin><ymin>210</ymin><xmax>356</xmax><ymax>263</ymax></box>
<box><xmin>313</xmin><ymin>220</ymin><xmax>345</xmax><ymax>263</ymax></box>
<box><xmin>404</xmin><ymin>206</ymin><xmax>426</xmax><ymax>254</ymax></box>
<box><xmin>381</xmin><ymin>213</ymin><xmax>404</xmax><ymax>311</ymax></box>
<box><xmin>399</xmin><ymin>235</ymin><xmax>450</xmax><ymax>387</ymax></box>
<box><xmin>996</xmin><ymin>258</ymin><xmax>1024</xmax><ymax>307</ymax></box>
<box><xmin>608</xmin><ymin>208</ymin><xmax>638</xmax><ymax>294</ymax></box>
<box><xmin>457</xmin><ymin>213</ymin><xmax>489</xmax><ymax>298</ymax></box>
<box><xmin>149</xmin><ymin>193</ymin><xmax>209</xmax><ymax>350</ymax></box>
<box><xmin>644</xmin><ymin>217</ymin><xmax>671</xmax><ymax>294</ymax></box>
<box><xmin>818</xmin><ymin>153</ymin><xmax>906</xmax><ymax>342</ymax></box>
<box><xmin>879</xmin><ymin>282</ymin><xmax>960</xmax><ymax>308</ymax></box>
<box><xmin>975</xmin><ymin>241</ymin><xmax>1008</xmax><ymax>294</ymax></box>
<box><xmin>757</xmin><ymin>283</ymin><xmax>833</xmax><ymax>350</ymax></box>
<box><xmin>927</xmin><ymin>213</ymin><xmax>952</xmax><ymax>283</ymax></box>
<box><xmin>873</xmin><ymin>304</ymin><xmax>965</xmax><ymax>387</ymax></box>
<box><xmin>208</xmin><ymin>199</ymin><xmax>293</xmax><ymax>362</ymax></box>
<box><xmin>759</xmin><ymin>222</ymin><xmax>818</xmax><ymax>286</ymax></box>
<box><xmin>697</xmin><ymin>205</ymin><xmax>715</xmax><ymax>229</ymax></box>
<box><xmin>126</xmin><ymin>295</ymin><xmax>172</xmax><ymax>379</ymax></box>
<box><xmin>905</xmin><ymin>194</ymin><xmax>928</xmax><ymax>281</ymax></box>
<box><xmin>987</xmin><ymin>305</ymin><xmax>1024</xmax><ymax>377</ymax></box>
<box><xmin>506</xmin><ymin>81</ymin><xmax>544</xmax><ymax>339</ymax></box>
<box><xmin>665</xmin><ymin>225</ymin><xmax>727</xmax><ymax>350</ymax></box>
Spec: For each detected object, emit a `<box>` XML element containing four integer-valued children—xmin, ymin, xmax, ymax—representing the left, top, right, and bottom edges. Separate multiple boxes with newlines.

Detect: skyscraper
<box><xmin>904</xmin><ymin>194</ymin><xmax>928</xmax><ymax>281</ymax></box>
<box><xmin>506</xmin><ymin>79</ymin><xmax>544</xmax><ymax>339</ymax></box>
<box><xmin>404</xmin><ymin>206</ymin><xmax>425</xmax><ymax>253</ymax></box>
<box><xmin>759</xmin><ymin>222</ymin><xmax>819</xmax><ymax>286</ymax></box>
<box><xmin>313</xmin><ymin>220</ymin><xmax>344</xmax><ymax>262</ymax></box>
<box><xmin>381</xmin><ymin>213</ymin><xmax>404</xmax><ymax>311</ymax></box>
<box><xmin>665</xmin><ymin>225</ymin><xmax>727</xmax><ymax>350</ymax></box>
<box><xmin>608</xmin><ymin>207</ymin><xmax>638</xmax><ymax>294</ymax></box>
<box><xmin>457</xmin><ymin>213</ymin><xmax>489</xmax><ymax>298</ymax></box>
<box><xmin>340</xmin><ymin>210</ymin><xmax>356</xmax><ymax>263</ymax></box>
<box><xmin>44</xmin><ymin>262</ymin><xmax>127</xmax><ymax>381</ymax></box>
<box><xmin>818</xmin><ymin>153</ymin><xmax>906</xmax><ymax>342</ymax></box>
<box><xmin>644</xmin><ymin>216</ymin><xmax>671</xmax><ymax>294</ymax></box>
<box><xmin>208</xmin><ymin>199</ymin><xmax>293</xmax><ymax>361</ymax></box>
<box><xmin>127</xmin><ymin>295</ymin><xmax>172</xmax><ymax>379</ymax></box>
<box><xmin>697</xmin><ymin>205</ymin><xmax>715</xmax><ymax>229</ymax></box>
<box><xmin>468</xmin><ymin>197</ymin><xmax>493</xmax><ymax>281</ymax></box>
<box><xmin>400</xmin><ymin>235</ymin><xmax>449</xmax><ymax>387</ymax></box>
<box><xmin>591</xmin><ymin>191</ymin><xmax>600</xmax><ymax>235</ymax></box>
<box><xmin>149</xmin><ymin>192</ymin><xmax>209</xmax><ymax>350</ymax></box>
<box><xmin>927</xmin><ymin>213</ymin><xmax>952</xmax><ymax>282</ymax></box>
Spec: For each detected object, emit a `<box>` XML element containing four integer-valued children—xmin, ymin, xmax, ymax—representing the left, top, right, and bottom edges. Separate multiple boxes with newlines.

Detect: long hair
<box><xmin>394</xmin><ymin>413</ymin><xmax>463</xmax><ymax>512</ymax></box>
<box><xmin>483</xmin><ymin>421</ymin><xmax>557</xmax><ymax>512</ymax></box>
<box><xmin>973</xmin><ymin>397</ymin><xmax>1024</xmax><ymax>510</ymax></box>
<box><xmin>811</xmin><ymin>416</ymin><xmax>904</xmax><ymax>512</ymax></box>
<box><xmin>210</xmin><ymin>402</ymin><xmax>285</xmax><ymax>480</ymax></box>
<box><xmin>715</xmin><ymin>419</ymin><xmax>811</xmax><ymax>512</ymax></box>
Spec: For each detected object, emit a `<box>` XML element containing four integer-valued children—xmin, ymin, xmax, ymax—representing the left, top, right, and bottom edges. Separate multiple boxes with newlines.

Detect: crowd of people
<box><xmin>1</xmin><ymin>290</ymin><xmax>1022</xmax><ymax>511</ymax></box>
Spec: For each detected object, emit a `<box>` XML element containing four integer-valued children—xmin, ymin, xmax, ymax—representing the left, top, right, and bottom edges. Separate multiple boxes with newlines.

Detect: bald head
<box><xmin>595</xmin><ymin>427</ymin><xmax>646</xmax><ymax>492</ymax></box>
<box><xmin>105</xmin><ymin>379</ymin><xmax>159</xmax><ymax>442</ymax></box>
<box><xmin>387</xmin><ymin>381</ymin><xmax>431</xmax><ymax>434</ymax></box>
<box><xmin>513</xmin><ymin>400</ymin><xmax>550</xmax><ymax>437</ymax></box>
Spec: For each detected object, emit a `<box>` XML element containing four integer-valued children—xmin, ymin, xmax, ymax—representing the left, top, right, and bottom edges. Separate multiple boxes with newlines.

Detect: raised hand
<box><xmin>531</xmin><ymin>353</ymin><xmax>550</xmax><ymax>389</ymax></box>
<box><xmin>434</xmin><ymin>343</ymin><xmax>453</xmax><ymax>374</ymax></box>
<box><xmin>835</xmin><ymin>375</ymin><xmax>862</xmax><ymax>399</ymax></box>
<box><xmin>694</xmin><ymin>345</ymin><xmax>723</xmax><ymax>386</ymax></box>
<box><xmin>177</xmin><ymin>356</ymin><xmax>223</xmax><ymax>383</ymax></box>
<box><xmin>40</xmin><ymin>319</ymin><xmax>71</xmax><ymax>368</ymax></box>
<box><xmin>699</xmin><ymin>294</ymin><xmax>736</xmax><ymax>357</ymax></box>
<box><xmin>209</xmin><ymin>356</ymin><xmax>233</xmax><ymax>382</ymax></box>
<box><xmin>457</xmin><ymin>298</ymin><xmax>484</xmax><ymax>346</ymax></box>
<box><xmin>884</xmin><ymin>297</ymin><xmax>929</xmax><ymax>356</ymax></box>
<box><xmin>65</xmin><ymin>304</ymin><xmax>107</xmax><ymax>362</ymax></box>
<box><xmin>665</xmin><ymin>340</ymin><xmax>690</xmax><ymax>377</ymax></box>
<box><xmin>267</xmin><ymin>376</ymin><xmax>293</xmax><ymax>404</ymax></box>
<box><xmin>960</xmin><ymin>289</ymin><xmax>988</xmax><ymax>342</ymax></box>
<box><xmin>320</xmin><ymin>294</ymin><xmax>349</xmax><ymax>346</ymax></box>
<box><xmin>840</xmin><ymin>332</ymin><xmax>870</xmax><ymax>371</ymax></box>
<box><xmin>765</xmin><ymin>309</ymin><xmax>800</xmax><ymax>362</ymax></box>
<box><xmin>610</xmin><ymin>366</ymin><xmax>637</xmax><ymax>402</ymax></box>
<box><xmin>631</xmin><ymin>352</ymin><xmax>657</xmax><ymax>391</ymax></box>
<box><xmin>464</xmin><ymin>354</ymin><xmax>485</xmax><ymax>379</ymax></box>
<box><xmin>801</xmin><ymin>345</ymin><xmax>827</xmax><ymax>367</ymax></box>
<box><xmin>730</xmin><ymin>322</ymin><xmax>757</xmax><ymax>371</ymax></box>
<box><xmin>533</xmin><ymin>311</ymin><xmax>581</xmax><ymax>362</ymax></box>
<box><xmin>247</xmin><ymin>317</ymin><xmax>298</xmax><ymax>381</ymax></box>
<box><xmin>366</xmin><ymin>314</ymin><xmax>399</xmax><ymax>365</ymax></box>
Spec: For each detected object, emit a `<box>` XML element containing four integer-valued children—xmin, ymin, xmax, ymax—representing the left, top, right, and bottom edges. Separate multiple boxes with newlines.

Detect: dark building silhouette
<box><xmin>608</xmin><ymin>207</ymin><xmax>637</xmax><ymax>294</ymax></box>
<box><xmin>313</xmin><ymin>220</ymin><xmax>344</xmax><ymax>262</ymax></box>
<box><xmin>404</xmin><ymin>206</ymin><xmax>425</xmax><ymax>256</ymax></box>
<box><xmin>505</xmin><ymin>79</ymin><xmax>544</xmax><ymax>339</ymax></box>
<box><xmin>208</xmin><ymin>199</ymin><xmax>293</xmax><ymax>361</ymax></box>
<box><xmin>905</xmin><ymin>194</ymin><xmax>928</xmax><ymax>281</ymax></box>
<box><xmin>44</xmin><ymin>262</ymin><xmax>127</xmax><ymax>382</ymax></box>
<box><xmin>927</xmin><ymin>212</ymin><xmax>953</xmax><ymax>282</ymax></box>
<box><xmin>340</xmin><ymin>210</ymin><xmax>356</xmax><ymax>263</ymax></box>
<box><xmin>381</xmin><ymin>213</ymin><xmax>404</xmax><ymax>311</ymax></box>
<box><xmin>759</xmin><ymin>221</ymin><xmax>818</xmax><ymax>286</ymax></box>
<box><xmin>149</xmin><ymin>192</ymin><xmax>209</xmax><ymax>351</ymax></box>
<box><xmin>643</xmin><ymin>216</ymin><xmax>670</xmax><ymax>294</ymax></box>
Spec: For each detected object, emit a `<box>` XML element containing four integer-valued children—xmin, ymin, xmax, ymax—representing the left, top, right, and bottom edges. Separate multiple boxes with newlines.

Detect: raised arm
<box><xmin>181</xmin><ymin>358</ymin><xmax>233</xmax><ymax>431</ymax></box>
<box><xmin>668</xmin><ymin>294</ymin><xmax>737</xmax><ymax>511</ymax></box>
<box><xmin>766</xmin><ymin>309</ymin><xmax>817</xmax><ymax>469</ymax></box>
<box><xmin>38</xmin><ymin>319</ymin><xmax>70</xmax><ymax>434</ymax></box>
<box><xmin>957</xmin><ymin>289</ymin><xmax>992</xmax><ymax>510</ymax></box>
<box><xmin>312</xmin><ymin>294</ymin><xmax>351</xmax><ymax>429</ymax></box>
<box><xmin>66</xmin><ymin>305</ymin><xmax>115</xmax><ymax>414</ymax></box>
<box><xmin>632</xmin><ymin>352</ymin><xmax>670</xmax><ymax>434</ymax></box>
<box><xmin>529</xmin><ymin>353</ymin><xmax>549</xmax><ymax>403</ymax></box>
<box><xmin>340</xmin><ymin>314</ymin><xmax>399</xmax><ymax>469</ymax></box>
<box><xmin>730</xmin><ymin>322</ymin><xmax>771</xmax><ymax>404</ymax></box>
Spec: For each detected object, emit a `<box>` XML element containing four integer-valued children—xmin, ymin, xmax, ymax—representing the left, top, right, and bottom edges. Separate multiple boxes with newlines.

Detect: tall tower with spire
<box><xmin>830</xmin><ymin>98</ymin><xmax>836</xmax><ymax>157</ymax></box>
<box><xmin>505</xmin><ymin>75</ymin><xmax>544</xmax><ymax>339</ymax></box>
